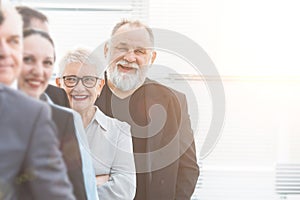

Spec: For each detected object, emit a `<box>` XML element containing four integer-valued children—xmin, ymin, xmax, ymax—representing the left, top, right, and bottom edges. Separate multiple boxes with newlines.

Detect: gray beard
<box><xmin>107</xmin><ymin>65</ymin><xmax>148</xmax><ymax>92</ymax></box>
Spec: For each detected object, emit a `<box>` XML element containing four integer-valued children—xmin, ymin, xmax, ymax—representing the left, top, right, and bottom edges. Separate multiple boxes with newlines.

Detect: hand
<box><xmin>96</xmin><ymin>174</ymin><xmax>110</xmax><ymax>186</ymax></box>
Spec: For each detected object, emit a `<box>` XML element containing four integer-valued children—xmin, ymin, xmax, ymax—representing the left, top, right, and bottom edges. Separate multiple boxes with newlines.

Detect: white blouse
<box><xmin>85</xmin><ymin>106</ymin><xmax>136</xmax><ymax>200</ymax></box>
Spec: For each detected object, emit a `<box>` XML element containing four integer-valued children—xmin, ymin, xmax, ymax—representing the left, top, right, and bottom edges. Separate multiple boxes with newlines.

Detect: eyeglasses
<box><xmin>62</xmin><ymin>75</ymin><xmax>100</xmax><ymax>88</ymax></box>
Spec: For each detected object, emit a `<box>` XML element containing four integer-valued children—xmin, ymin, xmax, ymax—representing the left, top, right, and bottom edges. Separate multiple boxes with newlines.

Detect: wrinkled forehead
<box><xmin>110</xmin><ymin>25</ymin><xmax>153</xmax><ymax>49</ymax></box>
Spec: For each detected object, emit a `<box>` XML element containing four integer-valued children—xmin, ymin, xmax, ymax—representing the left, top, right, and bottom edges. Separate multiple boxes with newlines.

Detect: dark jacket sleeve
<box><xmin>175</xmin><ymin>94</ymin><xmax>200</xmax><ymax>199</ymax></box>
<box><xmin>53</xmin><ymin>107</ymin><xmax>87</xmax><ymax>200</ymax></box>
<box><xmin>24</xmin><ymin>104</ymin><xmax>75</xmax><ymax>200</ymax></box>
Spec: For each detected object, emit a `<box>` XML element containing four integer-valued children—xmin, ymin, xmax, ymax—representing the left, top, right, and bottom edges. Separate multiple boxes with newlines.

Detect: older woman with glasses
<box><xmin>56</xmin><ymin>48</ymin><xmax>136</xmax><ymax>200</ymax></box>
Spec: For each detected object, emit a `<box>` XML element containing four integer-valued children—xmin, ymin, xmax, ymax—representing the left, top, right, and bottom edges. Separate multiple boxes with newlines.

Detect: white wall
<box><xmin>147</xmin><ymin>0</ymin><xmax>300</xmax><ymax>199</ymax></box>
<box><xmin>149</xmin><ymin>0</ymin><xmax>300</xmax><ymax>76</ymax></box>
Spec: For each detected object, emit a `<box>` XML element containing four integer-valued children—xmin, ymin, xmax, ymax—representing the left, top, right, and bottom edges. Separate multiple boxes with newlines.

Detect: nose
<box><xmin>123</xmin><ymin>50</ymin><xmax>137</xmax><ymax>63</ymax></box>
<box><xmin>0</xmin><ymin>40</ymin><xmax>11</xmax><ymax>59</ymax></box>
<box><xmin>31</xmin><ymin>62</ymin><xmax>43</xmax><ymax>76</ymax></box>
<box><xmin>73</xmin><ymin>78</ymin><xmax>86</xmax><ymax>91</ymax></box>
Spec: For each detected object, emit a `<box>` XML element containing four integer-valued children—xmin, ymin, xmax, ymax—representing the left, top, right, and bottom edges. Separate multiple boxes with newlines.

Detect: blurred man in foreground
<box><xmin>0</xmin><ymin>3</ymin><xmax>75</xmax><ymax>199</ymax></box>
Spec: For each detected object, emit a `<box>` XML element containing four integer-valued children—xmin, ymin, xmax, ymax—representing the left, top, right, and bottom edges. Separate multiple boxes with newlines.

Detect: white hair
<box><xmin>58</xmin><ymin>47</ymin><xmax>104</xmax><ymax>78</ymax></box>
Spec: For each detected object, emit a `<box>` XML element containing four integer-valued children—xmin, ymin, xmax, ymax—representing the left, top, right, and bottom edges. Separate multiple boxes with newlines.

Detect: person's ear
<box><xmin>55</xmin><ymin>78</ymin><xmax>61</xmax><ymax>87</ymax></box>
<box><xmin>96</xmin><ymin>79</ymin><xmax>105</xmax><ymax>97</ymax></box>
<box><xmin>104</xmin><ymin>42</ymin><xmax>109</xmax><ymax>59</ymax></box>
<box><xmin>150</xmin><ymin>51</ymin><xmax>157</xmax><ymax>65</ymax></box>
<box><xmin>100</xmin><ymin>78</ymin><xmax>105</xmax><ymax>89</ymax></box>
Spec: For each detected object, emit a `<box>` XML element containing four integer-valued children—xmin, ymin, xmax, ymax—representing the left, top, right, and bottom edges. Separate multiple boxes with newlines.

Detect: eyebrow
<box><xmin>45</xmin><ymin>56</ymin><xmax>55</xmax><ymax>60</ymax></box>
<box><xmin>116</xmin><ymin>42</ymin><xmax>128</xmax><ymax>46</ymax></box>
<box><xmin>10</xmin><ymin>35</ymin><xmax>21</xmax><ymax>40</ymax></box>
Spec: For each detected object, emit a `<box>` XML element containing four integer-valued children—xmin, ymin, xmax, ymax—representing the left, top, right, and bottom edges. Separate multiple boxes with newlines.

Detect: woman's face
<box><xmin>18</xmin><ymin>34</ymin><xmax>55</xmax><ymax>99</ymax></box>
<box><xmin>60</xmin><ymin>62</ymin><xmax>102</xmax><ymax>114</ymax></box>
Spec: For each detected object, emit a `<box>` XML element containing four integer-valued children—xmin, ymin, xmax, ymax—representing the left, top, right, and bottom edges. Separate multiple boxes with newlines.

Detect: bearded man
<box><xmin>95</xmin><ymin>20</ymin><xmax>199</xmax><ymax>200</ymax></box>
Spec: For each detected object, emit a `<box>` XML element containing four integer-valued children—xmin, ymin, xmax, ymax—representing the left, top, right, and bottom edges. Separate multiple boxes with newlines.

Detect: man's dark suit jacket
<box><xmin>50</xmin><ymin>103</ymin><xmax>87</xmax><ymax>200</ymax></box>
<box><xmin>0</xmin><ymin>84</ymin><xmax>75</xmax><ymax>200</ymax></box>
<box><xmin>19</xmin><ymin>97</ymin><xmax>88</xmax><ymax>200</ymax></box>
<box><xmin>95</xmin><ymin>78</ymin><xmax>199</xmax><ymax>200</ymax></box>
<box><xmin>43</xmin><ymin>85</ymin><xmax>88</xmax><ymax>199</ymax></box>
<box><xmin>45</xmin><ymin>84</ymin><xmax>70</xmax><ymax>108</ymax></box>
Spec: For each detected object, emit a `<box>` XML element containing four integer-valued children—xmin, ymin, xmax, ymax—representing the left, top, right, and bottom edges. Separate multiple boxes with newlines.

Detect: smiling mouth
<box><xmin>27</xmin><ymin>80</ymin><xmax>43</xmax><ymax>87</ymax></box>
<box><xmin>118</xmin><ymin>64</ymin><xmax>137</xmax><ymax>72</ymax></box>
<box><xmin>72</xmin><ymin>95</ymin><xmax>88</xmax><ymax>101</ymax></box>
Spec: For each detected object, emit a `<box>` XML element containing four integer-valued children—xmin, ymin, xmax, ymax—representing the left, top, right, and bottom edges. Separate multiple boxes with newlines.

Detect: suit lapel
<box><xmin>0</xmin><ymin>84</ymin><xmax>4</xmax><ymax>110</ymax></box>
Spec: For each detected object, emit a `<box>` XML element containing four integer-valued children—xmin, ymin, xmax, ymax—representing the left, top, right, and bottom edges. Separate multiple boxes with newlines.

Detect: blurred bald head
<box><xmin>16</xmin><ymin>6</ymin><xmax>49</xmax><ymax>32</ymax></box>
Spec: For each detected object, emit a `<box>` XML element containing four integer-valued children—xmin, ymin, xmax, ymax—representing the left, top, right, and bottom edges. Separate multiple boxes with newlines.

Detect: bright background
<box><xmin>10</xmin><ymin>0</ymin><xmax>300</xmax><ymax>199</ymax></box>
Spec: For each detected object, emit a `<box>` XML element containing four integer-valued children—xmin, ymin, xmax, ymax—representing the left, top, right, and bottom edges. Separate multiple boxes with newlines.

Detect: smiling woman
<box><xmin>58</xmin><ymin>60</ymin><xmax>103</xmax><ymax>120</ymax></box>
<box><xmin>57</xmin><ymin>47</ymin><xmax>136</xmax><ymax>199</ymax></box>
<box><xmin>18</xmin><ymin>29</ymin><xmax>55</xmax><ymax>98</ymax></box>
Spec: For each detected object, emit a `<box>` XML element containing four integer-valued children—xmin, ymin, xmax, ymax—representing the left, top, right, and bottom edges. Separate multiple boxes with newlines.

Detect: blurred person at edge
<box><xmin>94</xmin><ymin>19</ymin><xmax>200</xmax><ymax>200</ymax></box>
<box><xmin>0</xmin><ymin>3</ymin><xmax>75</xmax><ymax>200</ymax></box>
<box><xmin>17</xmin><ymin>28</ymin><xmax>99</xmax><ymax>200</ymax></box>
<box><xmin>57</xmin><ymin>47</ymin><xmax>136</xmax><ymax>199</ymax></box>
<box><xmin>16</xmin><ymin>5</ymin><xmax>70</xmax><ymax>107</ymax></box>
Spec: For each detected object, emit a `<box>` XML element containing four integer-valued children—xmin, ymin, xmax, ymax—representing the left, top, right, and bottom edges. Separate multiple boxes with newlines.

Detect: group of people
<box><xmin>0</xmin><ymin>2</ymin><xmax>199</xmax><ymax>200</ymax></box>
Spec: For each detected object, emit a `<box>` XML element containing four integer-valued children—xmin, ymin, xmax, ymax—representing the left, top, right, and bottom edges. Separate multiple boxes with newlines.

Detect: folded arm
<box><xmin>97</xmin><ymin>122</ymin><xmax>136</xmax><ymax>200</ymax></box>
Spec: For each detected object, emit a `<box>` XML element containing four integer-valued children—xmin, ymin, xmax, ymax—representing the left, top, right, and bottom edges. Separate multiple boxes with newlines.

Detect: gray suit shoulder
<box><xmin>0</xmin><ymin>84</ymin><xmax>51</xmax><ymax>114</ymax></box>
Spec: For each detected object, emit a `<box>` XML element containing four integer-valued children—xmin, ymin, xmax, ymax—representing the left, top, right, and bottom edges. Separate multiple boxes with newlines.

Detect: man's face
<box><xmin>0</xmin><ymin>11</ymin><xmax>23</xmax><ymax>86</ymax></box>
<box><xmin>106</xmin><ymin>24</ymin><xmax>156</xmax><ymax>92</ymax></box>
